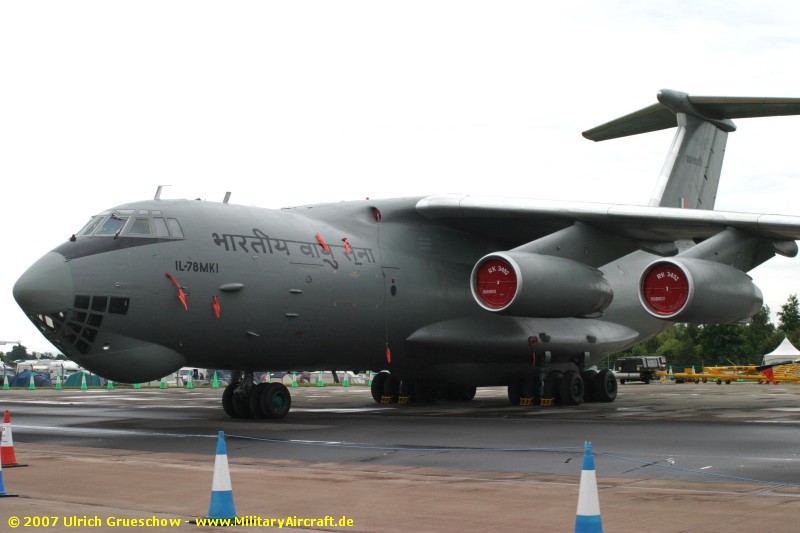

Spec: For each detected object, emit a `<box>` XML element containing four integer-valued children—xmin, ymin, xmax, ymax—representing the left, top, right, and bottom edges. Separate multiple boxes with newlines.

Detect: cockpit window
<box><xmin>95</xmin><ymin>215</ymin><xmax>129</xmax><ymax>236</ymax></box>
<box><xmin>153</xmin><ymin>217</ymin><xmax>170</xmax><ymax>237</ymax></box>
<box><xmin>76</xmin><ymin>210</ymin><xmax>184</xmax><ymax>239</ymax></box>
<box><xmin>167</xmin><ymin>218</ymin><xmax>184</xmax><ymax>238</ymax></box>
<box><xmin>77</xmin><ymin>216</ymin><xmax>105</xmax><ymax>236</ymax></box>
<box><xmin>128</xmin><ymin>217</ymin><xmax>152</xmax><ymax>235</ymax></box>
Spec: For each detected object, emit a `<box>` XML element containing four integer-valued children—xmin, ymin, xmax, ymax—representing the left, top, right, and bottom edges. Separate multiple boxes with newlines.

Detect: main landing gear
<box><xmin>507</xmin><ymin>369</ymin><xmax>617</xmax><ymax>406</ymax></box>
<box><xmin>222</xmin><ymin>371</ymin><xmax>292</xmax><ymax>420</ymax></box>
<box><xmin>369</xmin><ymin>371</ymin><xmax>476</xmax><ymax>404</ymax></box>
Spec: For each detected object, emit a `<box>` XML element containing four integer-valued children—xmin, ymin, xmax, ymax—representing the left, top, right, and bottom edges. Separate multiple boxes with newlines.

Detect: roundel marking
<box><xmin>641</xmin><ymin>263</ymin><xmax>689</xmax><ymax>315</ymax></box>
<box><xmin>475</xmin><ymin>257</ymin><xmax>518</xmax><ymax>309</ymax></box>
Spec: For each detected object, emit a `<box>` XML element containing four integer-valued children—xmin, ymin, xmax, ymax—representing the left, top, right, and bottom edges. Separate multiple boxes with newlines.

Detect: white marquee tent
<box><xmin>763</xmin><ymin>337</ymin><xmax>800</xmax><ymax>365</ymax></box>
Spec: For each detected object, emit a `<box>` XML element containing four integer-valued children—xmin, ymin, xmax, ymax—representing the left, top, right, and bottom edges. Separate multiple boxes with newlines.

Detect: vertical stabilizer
<box><xmin>650</xmin><ymin>114</ymin><xmax>727</xmax><ymax>209</ymax></box>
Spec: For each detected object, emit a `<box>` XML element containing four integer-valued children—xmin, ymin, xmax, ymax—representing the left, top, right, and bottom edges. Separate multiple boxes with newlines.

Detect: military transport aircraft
<box><xmin>13</xmin><ymin>89</ymin><xmax>800</xmax><ymax>420</ymax></box>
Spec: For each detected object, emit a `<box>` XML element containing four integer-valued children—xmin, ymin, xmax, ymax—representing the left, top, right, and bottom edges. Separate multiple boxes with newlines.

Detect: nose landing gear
<box><xmin>222</xmin><ymin>371</ymin><xmax>292</xmax><ymax>420</ymax></box>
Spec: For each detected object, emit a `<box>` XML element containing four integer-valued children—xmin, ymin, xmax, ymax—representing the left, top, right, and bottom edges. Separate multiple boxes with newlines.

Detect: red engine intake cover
<box><xmin>474</xmin><ymin>257</ymin><xmax>518</xmax><ymax>309</ymax></box>
<box><xmin>641</xmin><ymin>263</ymin><xmax>689</xmax><ymax>315</ymax></box>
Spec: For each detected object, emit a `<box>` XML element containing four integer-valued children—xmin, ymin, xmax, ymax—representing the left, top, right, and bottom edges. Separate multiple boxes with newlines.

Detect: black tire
<box><xmin>260</xmin><ymin>383</ymin><xmax>292</xmax><ymax>419</ymax></box>
<box><xmin>559</xmin><ymin>370</ymin><xmax>584</xmax><ymax>406</ymax></box>
<box><xmin>383</xmin><ymin>372</ymin><xmax>400</xmax><ymax>403</ymax></box>
<box><xmin>371</xmin><ymin>371</ymin><xmax>388</xmax><ymax>403</ymax></box>
<box><xmin>581</xmin><ymin>370</ymin><xmax>598</xmax><ymax>402</ymax></box>
<box><xmin>522</xmin><ymin>372</ymin><xmax>541</xmax><ymax>402</ymax></box>
<box><xmin>456</xmin><ymin>385</ymin><xmax>477</xmax><ymax>401</ymax></box>
<box><xmin>249</xmin><ymin>383</ymin><xmax>269</xmax><ymax>419</ymax></box>
<box><xmin>232</xmin><ymin>388</ymin><xmax>253</xmax><ymax>418</ymax></box>
<box><xmin>414</xmin><ymin>382</ymin><xmax>438</xmax><ymax>404</ymax></box>
<box><xmin>619</xmin><ymin>379</ymin><xmax>626</xmax><ymax>385</ymax></box>
<box><xmin>595</xmin><ymin>369</ymin><xmax>617</xmax><ymax>402</ymax></box>
<box><xmin>222</xmin><ymin>382</ymin><xmax>237</xmax><ymax>418</ymax></box>
<box><xmin>543</xmin><ymin>371</ymin><xmax>563</xmax><ymax>403</ymax></box>
<box><xmin>399</xmin><ymin>380</ymin><xmax>415</xmax><ymax>402</ymax></box>
<box><xmin>507</xmin><ymin>375</ymin><xmax>523</xmax><ymax>405</ymax></box>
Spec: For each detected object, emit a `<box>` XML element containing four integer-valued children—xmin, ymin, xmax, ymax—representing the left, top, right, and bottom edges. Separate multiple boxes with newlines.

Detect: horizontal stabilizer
<box><xmin>583</xmin><ymin>89</ymin><xmax>800</xmax><ymax>142</ymax></box>
<box><xmin>582</xmin><ymin>103</ymin><xmax>675</xmax><ymax>141</ymax></box>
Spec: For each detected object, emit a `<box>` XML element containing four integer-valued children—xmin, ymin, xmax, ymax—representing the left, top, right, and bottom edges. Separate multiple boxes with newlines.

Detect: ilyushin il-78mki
<box><xmin>13</xmin><ymin>89</ymin><xmax>800</xmax><ymax>419</ymax></box>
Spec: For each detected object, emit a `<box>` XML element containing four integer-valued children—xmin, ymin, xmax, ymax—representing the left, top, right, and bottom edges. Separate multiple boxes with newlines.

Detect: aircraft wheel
<box><xmin>260</xmin><ymin>383</ymin><xmax>291</xmax><ymax>419</ymax></box>
<box><xmin>249</xmin><ymin>383</ymin><xmax>269</xmax><ymax>419</ymax></box>
<box><xmin>595</xmin><ymin>369</ymin><xmax>617</xmax><ymax>402</ymax></box>
<box><xmin>399</xmin><ymin>380</ymin><xmax>415</xmax><ymax>402</ymax></box>
<box><xmin>522</xmin><ymin>372</ymin><xmax>541</xmax><ymax>403</ymax></box>
<box><xmin>232</xmin><ymin>390</ymin><xmax>253</xmax><ymax>418</ymax></box>
<box><xmin>581</xmin><ymin>370</ymin><xmax>598</xmax><ymax>402</ymax></box>
<box><xmin>543</xmin><ymin>371</ymin><xmax>563</xmax><ymax>403</ymax></box>
<box><xmin>383</xmin><ymin>373</ymin><xmax>400</xmax><ymax>403</ymax></box>
<box><xmin>507</xmin><ymin>375</ymin><xmax>523</xmax><ymax>405</ymax></box>
<box><xmin>454</xmin><ymin>385</ymin><xmax>476</xmax><ymax>401</ymax></box>
<box><xmin>559</xmin><ymin>370</ymin><xmax>584</xmax><ymax>406</ymax></box>
<box><xmin>414</xmin><ymin>382</ymin><xmax>438</xmax><ymax>404</ymax></box>
<box><xmin>222</xmin><ymin>382</ymin><xmax>237</xmax><ymax>418</ymax></box>
<box><xmin>371</xmin><ymin>371</ymin><xmax>388</xmax><ymax>403</ymax></box>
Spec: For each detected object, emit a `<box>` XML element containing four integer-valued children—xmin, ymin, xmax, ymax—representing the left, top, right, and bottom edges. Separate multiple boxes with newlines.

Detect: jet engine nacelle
<box><xmin>470</xmin><ymin>252</ymin><xmax>613</xmax><ymax>317</ymax></box>
<box><xmin>639</xmin><ymin>258</ymin><xmax>763</xmax><ymax>323</ymax></box>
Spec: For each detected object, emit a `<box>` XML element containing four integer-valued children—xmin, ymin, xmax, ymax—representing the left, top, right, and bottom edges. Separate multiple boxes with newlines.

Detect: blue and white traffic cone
<box><xmin>206</xmin><ymin>431</ymin><xmax>237</xmax><ymax>520</ymax></box>
<box><xmin>0</xmin><ymin>428</ymin><xmax>18</xmax><ymax>497</ymax></box>
<box><xmin>575</xmin><ymin>441</ymin><xmax>602</xmax><ymax>533</ymax></box>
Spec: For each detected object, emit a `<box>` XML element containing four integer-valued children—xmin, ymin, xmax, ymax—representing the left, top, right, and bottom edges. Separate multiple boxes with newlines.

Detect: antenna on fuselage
<box><xmin>154</xmin><ymin>185</ymin><xmax>171</xmax><ymax>200</ymax></box>
<box><xmin>223</xmin><ymin>192</ymin><xmax>231</xmax><ymax>204</ymax></box>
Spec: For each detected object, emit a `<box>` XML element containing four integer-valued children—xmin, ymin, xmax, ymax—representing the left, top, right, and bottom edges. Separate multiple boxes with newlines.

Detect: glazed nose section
<box><xmin>13</xmin><ymin>252</ymin><xmax>74</xmax><ymax>315</ymax></box>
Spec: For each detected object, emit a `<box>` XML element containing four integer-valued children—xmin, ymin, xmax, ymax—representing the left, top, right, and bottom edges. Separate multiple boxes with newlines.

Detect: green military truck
<box><xmin>615</xmin><ymin>356</ymin><xmax>666</xmax><ymax>384</ymax></box>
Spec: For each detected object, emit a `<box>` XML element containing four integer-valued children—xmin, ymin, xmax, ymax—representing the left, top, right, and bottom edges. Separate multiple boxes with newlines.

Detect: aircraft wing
<box><xmin>416</xmin><ymin>194</ymin><xmax>800</xmax><ymax>244</ymax></box>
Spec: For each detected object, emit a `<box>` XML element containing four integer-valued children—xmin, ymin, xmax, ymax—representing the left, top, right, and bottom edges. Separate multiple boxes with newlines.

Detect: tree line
<box><xmin>613</xmin><ymin>294</ymin><xmax>800</xmax><ymax>369</ymax></box>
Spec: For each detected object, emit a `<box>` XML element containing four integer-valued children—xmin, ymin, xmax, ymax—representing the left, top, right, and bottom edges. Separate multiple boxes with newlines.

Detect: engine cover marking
<box><xmin>475</xmin><ymin>258</ymin><xmax>518</xmax><ymax>309</ymax></box>
<box><xmin>641</xmin><ymin>263</ymin><xmax>689</xmax><ymax>315</ymax></box>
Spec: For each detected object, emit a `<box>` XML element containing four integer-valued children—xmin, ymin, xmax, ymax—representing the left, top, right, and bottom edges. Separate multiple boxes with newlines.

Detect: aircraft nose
<box><xmin>13</xmin><ymin>252</ymin><xmax>74</xmax><ymax>316</ymax></box>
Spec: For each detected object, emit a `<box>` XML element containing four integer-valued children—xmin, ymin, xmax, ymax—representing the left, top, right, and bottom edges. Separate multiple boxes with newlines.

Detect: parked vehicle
<box><xmin>615</xmin><ymin>356</ymin><xmax>666</xmax><ymax>384</ymax></box>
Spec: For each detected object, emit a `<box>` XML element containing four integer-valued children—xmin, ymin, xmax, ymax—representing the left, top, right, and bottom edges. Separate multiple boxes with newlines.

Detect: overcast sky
<box><xmin>3</xmin><ymin>1</ymin><xmax>800</xmax><ymax>353</ymax></box>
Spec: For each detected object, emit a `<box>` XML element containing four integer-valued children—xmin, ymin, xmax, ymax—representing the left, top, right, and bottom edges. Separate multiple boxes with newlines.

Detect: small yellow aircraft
<box><xmin>665</xmin><ymin>361</ymin><xmax>800</xmax><ymax>385</ymax></box>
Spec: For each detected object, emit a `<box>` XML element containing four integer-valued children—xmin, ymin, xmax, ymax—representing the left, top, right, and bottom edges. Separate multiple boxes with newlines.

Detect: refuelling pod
<box><xmin>639</xmin><ymin>258</ymin><xmax>763</xmax><ymax>324</ymax></box>
<box><xmin>470</xmin><ymin>252</ymin><xmax>613</xmax><ymax>317</ymax></box>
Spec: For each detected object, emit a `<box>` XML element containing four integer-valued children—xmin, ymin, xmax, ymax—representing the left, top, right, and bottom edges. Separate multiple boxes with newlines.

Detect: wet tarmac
<box><xmin>1</xmin><ymin>381</ymin><xmax>799</xmax><ymax>532</ymax></box>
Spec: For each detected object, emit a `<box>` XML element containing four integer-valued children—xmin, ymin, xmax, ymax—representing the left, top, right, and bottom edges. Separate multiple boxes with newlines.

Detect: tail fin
<box><xmin>583</xmin><ymin>89</ymin><xmax>800</xmax><ymax>210</ymax></box>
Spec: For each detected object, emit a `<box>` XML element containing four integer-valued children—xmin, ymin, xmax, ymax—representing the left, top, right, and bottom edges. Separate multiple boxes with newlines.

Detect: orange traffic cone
<box><xmin>1</xmin><ymin>410</ymin><xmax>26</xmax><ymax>468</ymax></box>
<box><xmin>0</xmin><ymin>428</ymin><xmax>18</xmax><ymax>497</ymax></box>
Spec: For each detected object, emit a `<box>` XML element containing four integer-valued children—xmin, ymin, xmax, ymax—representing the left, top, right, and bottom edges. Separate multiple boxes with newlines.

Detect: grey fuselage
<box><xmin>14</xmin><ymin>196</ymin><xmax>667</xmax><ymax>385</ymax></box>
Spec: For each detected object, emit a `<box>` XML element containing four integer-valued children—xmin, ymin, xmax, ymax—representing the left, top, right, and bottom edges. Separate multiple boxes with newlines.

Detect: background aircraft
<box><xmin>13</xmin><ymin>89</ymin><xmax>800</xmax><ymax>419</ymax></box>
